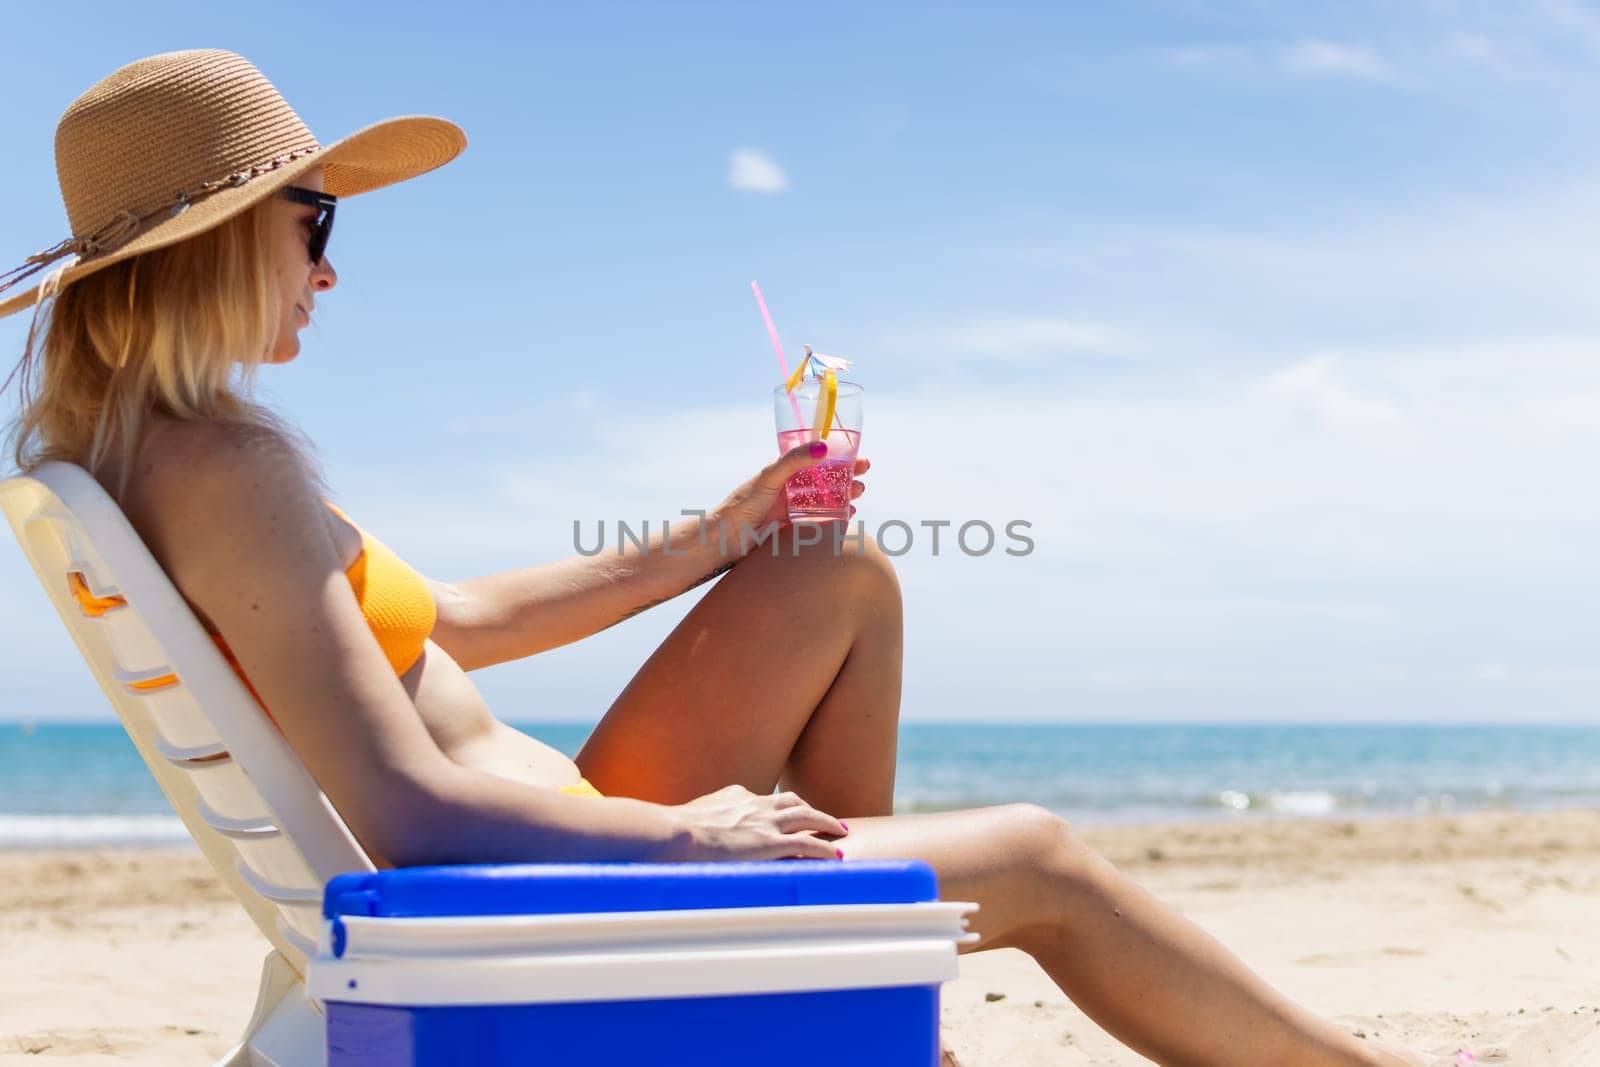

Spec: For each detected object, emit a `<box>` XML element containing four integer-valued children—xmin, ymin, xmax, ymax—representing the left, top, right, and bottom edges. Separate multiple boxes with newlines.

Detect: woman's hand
<box><xmin>709</xmin><ymin>442</ymin><xmax>871</xmax><ymax>556</ymax></box>
<box><xmin>661</xmin><ymin>784</ymin><xmax>848</xmax><ymax>861</ymax></box>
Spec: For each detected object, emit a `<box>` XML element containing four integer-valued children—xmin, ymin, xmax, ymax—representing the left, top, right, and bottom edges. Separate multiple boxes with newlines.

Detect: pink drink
<box><xmin>773</xmin><ymin>377</ymin><xmax>863</xmax><ymax>524</ymax></box>
<box><xmin>777</xmin><ymin>428</ymin><xmax>860</xmax><ymax>522</ymax></box>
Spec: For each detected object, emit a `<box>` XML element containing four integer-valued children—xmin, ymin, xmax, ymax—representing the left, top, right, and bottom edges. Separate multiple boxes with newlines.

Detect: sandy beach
<box><xmin>2</xmin><ymin>809</ymin><xmax>1598</xmax><ymax>1066</ymax></box>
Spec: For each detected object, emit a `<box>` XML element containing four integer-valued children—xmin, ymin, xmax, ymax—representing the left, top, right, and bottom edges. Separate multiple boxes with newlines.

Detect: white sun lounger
<box><xmin>2</xmin><ymin>461</ymin><xmax>370</xmax><ymax>1066</ymax></box>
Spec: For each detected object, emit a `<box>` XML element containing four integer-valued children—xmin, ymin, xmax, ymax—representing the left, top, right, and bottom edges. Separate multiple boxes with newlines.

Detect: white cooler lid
<box><xmin>310</xmin><ymin>900</ymin><xmax>978</xmax><ymax>1006</ymax></box>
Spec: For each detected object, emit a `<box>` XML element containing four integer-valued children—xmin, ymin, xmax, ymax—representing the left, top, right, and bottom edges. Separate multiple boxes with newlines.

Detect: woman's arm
<box><xmin>128</xmin><ymin>422</ymin><xmax>843</xmax><ymax>866</ymax></box>
<box><xmin>430</xmin><ymin>442</ymin><xmax>853</xmax><ymax>671</ymax></box>
<box><xmin>428</xmin><ymin>515</ymin><xmax>736</xmax><ymax>671</ymax></box>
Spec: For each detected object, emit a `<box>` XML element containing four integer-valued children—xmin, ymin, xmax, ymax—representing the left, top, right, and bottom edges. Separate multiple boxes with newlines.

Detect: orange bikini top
<box><xmin>210</xmin><ymin>502</ymin><xmax>435</xmax><ymax>710</ymax></box>
<box><xmin>68</xmin><ymin>502</ymin><xmax>436</xmax><ymax>709</ymax></box>
<box><xmin>317</xmin><ymin>502</ymin><xmax>437</xmax><ymax>675</ymax></box>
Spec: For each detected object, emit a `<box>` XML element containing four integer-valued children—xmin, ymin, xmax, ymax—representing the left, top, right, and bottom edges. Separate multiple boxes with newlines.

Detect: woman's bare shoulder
<box><xmin>121</xmin><ymin>419</ymin><xmax>334</xmax><ymax>602</ymax></box>
<box><xmin>129</xmin><ymin>418</ymin><xmax>315</xmax><ymax>511</ymax></box>
<box><xmin>143</xmin><ymin>417</ymin><xmax>314</xmax><ymax>480</ymax></box>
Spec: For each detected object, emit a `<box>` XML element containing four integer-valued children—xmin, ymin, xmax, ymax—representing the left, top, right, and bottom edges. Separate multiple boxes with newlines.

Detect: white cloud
<box><xmin>8</xmin><ymin>332</ymin><xmax>1597</xmax><ymax>722</ymax></box>
<box><xmin>1157</xmin><ymin>11</ymin><xmax>1600</xmax><ymax>99</ymax></box>
<box><xmin>1431</xmin><ymin>5</ymin><xmax>1600</xmax><ymax>78</ymax></box>
<box><xmin>1156</xmin><ymin>38</ymin><xmax>1400</xmax><ymax>84</ymax></box>
<box><xmin>1472</xmin><ymin>661</ymin><xmax>1514</xmax><ymax>682</ymax></box>
<box><xmin>1256</xmin><ymin>355</ymin><xmax>1412</xmax><ymax>444</ymax></box>
<box><xmin>727</xmin><ymin>148</ymin><xmax>790</xmax><ymax>194</ymax></box>
<box><xmin>319</xmin><ymin>331</ymin><xmax>1600</xmax><ymax>715</ymax></box>
<box><xmin>866</xmin><ymin>340</ymin><xmax>1600</xmax><ymax>574</ymax></box>
<box><xmin>945</xmin><ymin>317</ymin><xmax>1147</xmax><ymax>360</ymax></box>
<box><xmin>1278</xmin><ymin>39</ymin><xmax>1399</xmax><ymax>83</ymax></box>
<box><xmin>1540</xmin><ymin>0</ymin><xmax>1600</xmax><ymax>60</ymax></box>
<box><xmin>1472</xmin><ymin>662</ymin><xmax>1600</xmax><ymax>684</ymax></box>
<box><xmin>994</xmin><ymin>173</ymin><xmax>1600</xmax><ymax>349</ymax></box>
<box><xmin>884</xmin><ymin>316</ymin><xmax>1147</xmax><ymax>365</ymax></box>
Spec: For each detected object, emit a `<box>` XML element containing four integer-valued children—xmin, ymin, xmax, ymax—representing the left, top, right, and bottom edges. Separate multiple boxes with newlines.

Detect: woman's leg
<box><xmin>576</xmin><ymin>527</ymin><xmax>1420</xmax><ymax>1065</ymax></box>
<box><xmin>577</xmin><ymin>523</ymin><xmax>904</xmax><ymax>816</ymax></box>
<box><xmin>844</xmin><ymin>806</ymin><xmax>1418</xmax><ymax>1067</ymax></box>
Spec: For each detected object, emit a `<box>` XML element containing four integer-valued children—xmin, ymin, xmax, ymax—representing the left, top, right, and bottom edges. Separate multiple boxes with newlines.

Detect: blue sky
<box><xmin>3</xmin><ymin>2</ymin><xmax>1599</xmax><ymax>723</ymax></box>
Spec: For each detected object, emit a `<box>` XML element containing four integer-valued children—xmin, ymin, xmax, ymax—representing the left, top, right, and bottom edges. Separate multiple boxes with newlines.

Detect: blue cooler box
<box><xmin>310</xmin><ymin>860</ymin><xmax>976</xmax><ymax>1066</ymax></box>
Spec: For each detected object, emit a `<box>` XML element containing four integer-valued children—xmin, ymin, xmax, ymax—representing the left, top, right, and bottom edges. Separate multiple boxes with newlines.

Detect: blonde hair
<box><xmin>5</xmin><ymin>201</ymin><xmax>320</xmax><ymax>499</ymax></box>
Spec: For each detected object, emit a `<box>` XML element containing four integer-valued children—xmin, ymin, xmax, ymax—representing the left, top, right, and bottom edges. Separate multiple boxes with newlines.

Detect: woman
<box><xmin>1</xmin><ymin>51</ymin><xmax>1428</xmax><ymax>1066</ymax></box>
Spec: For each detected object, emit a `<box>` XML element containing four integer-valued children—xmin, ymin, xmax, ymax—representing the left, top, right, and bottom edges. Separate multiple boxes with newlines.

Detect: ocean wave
<box><xmin>0</xmin><ymin>814</ymin><xmax>190</xmax><ymax>848</ymax></box>
<box><xmin>896</xmin><ymin>784</ymin><xmax>1568</xmax><ymax>822</ymax></box>
<box><xmin>1214</xmin><ymin>789</ymin><xmax>1341</xmax><ymax>816</ymax></box>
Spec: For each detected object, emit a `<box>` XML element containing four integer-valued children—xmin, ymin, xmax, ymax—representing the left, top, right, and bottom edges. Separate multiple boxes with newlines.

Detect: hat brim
<box><xmin>0</xmin><ymin>115</ymin><xmax>465</xmax><ymax>320</ymax></box>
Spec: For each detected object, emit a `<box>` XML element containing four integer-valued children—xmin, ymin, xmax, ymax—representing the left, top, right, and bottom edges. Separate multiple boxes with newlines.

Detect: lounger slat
<box><xmin>185</xmin><ymin>760</ymin><xmax>277</xmax><ymax>823</ymax></box>
<box><xmin>97</xmin><ymin>609</ymin><xmax>170</xmax><ymax>674</ymax></box>
<box><xmin>236</xmin><ymin>860</ymin><xmax>324</xmax><ymax>906</ymax></box>
<box><xmin>280</xmin><ymin>903</ymin><xmax>327</xmax><ymax>952</ymax></box>
<box><xmin>115</xmin><ymin>664</ymin><xmax>179</xmax><ymax>687</ymax></box>
<box><xmin>134</xmin><ymin>689</ymin><xmax>223</xmax><ymax>750</ymax></box>
<box><xmin>156</xmin><ymin>735</ymin><xmax>231</xmax><ymax>766</ymax></box>
<box><xmin>196</xmin><ymin>799</ymin><xmax>281</xmax><ymax>840</ymax></box>
<box><xmin>274</xmin><ymin>914</ymin><xmax>318</xmax><ymax>961</ymax></box>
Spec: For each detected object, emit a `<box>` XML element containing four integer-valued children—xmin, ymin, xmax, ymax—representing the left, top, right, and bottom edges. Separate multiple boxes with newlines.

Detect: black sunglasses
<box><xmin>279</xmin><ymin>186</ymin><xmax>337</xmax><ymax>265</ymax></box>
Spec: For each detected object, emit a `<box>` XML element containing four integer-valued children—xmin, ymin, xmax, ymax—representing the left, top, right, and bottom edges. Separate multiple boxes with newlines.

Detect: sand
<box><xmin>2</xmin><ymin>809</ymin><xmax>1598</xmax><ymax>1065</ymax></box>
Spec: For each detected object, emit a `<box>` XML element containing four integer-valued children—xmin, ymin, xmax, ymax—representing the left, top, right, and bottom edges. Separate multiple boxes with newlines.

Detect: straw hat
<box><xmin>0</xmin><ymin>49</ymin><xmax>466</xmax><ymax>320</ymax></box>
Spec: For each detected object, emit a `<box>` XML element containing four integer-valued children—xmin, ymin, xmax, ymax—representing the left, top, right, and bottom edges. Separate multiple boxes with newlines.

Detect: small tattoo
<box><xmin>688</xmin><ymin>560</ymin><xmax>737</xmax><ymax>590</ymax></box>
<box><xmin>604</xmin><ymin>560</ymin><xmax>738</xmax><ymax>630</ymax></box>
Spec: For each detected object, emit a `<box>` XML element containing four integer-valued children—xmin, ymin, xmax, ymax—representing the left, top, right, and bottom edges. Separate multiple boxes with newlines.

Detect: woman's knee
<box><xmin>850</xmin><ymin>527</ymin><xmax>900</xmax><ymax>575</ymax></box>
<box><xmin>830</xmin><ymin>528</ymin><xmax>903</xmax><ymax>607</ymax></box>
<box><xmin>777</xmin><ymin>524</ymin><xmax>902</xmax><ymax>596</ymax></box>
<box><xmin>958</xmin><ymin>805</ymin><xmax>1092</xmax><ymax>948</ymax></box>
<box><xmin>995</xmin><ymin>803</ymin><xmax>1091</xmax><ymax>880</ymax></box>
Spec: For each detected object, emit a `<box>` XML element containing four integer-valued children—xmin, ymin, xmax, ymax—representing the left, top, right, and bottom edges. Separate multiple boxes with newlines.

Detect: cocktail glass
<box><xmin>773</xmin><ymin>379</ymin><xmax>863</xmax><ymax>523</ymax></box>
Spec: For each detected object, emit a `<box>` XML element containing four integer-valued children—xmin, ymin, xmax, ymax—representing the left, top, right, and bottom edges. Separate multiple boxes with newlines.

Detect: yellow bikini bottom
<box><xmin>558</xmin><ymin>777</ymin><xmax>605</xmax><ymax>798</ymax></box>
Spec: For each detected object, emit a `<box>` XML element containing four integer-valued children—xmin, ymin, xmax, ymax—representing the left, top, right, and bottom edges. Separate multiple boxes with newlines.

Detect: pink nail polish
<box><xmin>839</xmin><ymin>821</ymin><xmax>849</xmax><ymax>832</ymax></box>
<box><xmin>836</xmin><ymin>847</ymin><xmax>845</xmax><ymax>859</ymax></box>
<box><xmin>809</xmin><ymin>441</ymin><xmax>827</xmax><ymax>458</ymax></box>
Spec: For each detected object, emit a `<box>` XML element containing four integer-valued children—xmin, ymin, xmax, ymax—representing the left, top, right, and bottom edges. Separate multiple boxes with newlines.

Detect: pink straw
<box><xmin>751</xmin><ymin>281</ymin><xmax>807</xmax><ymax>430</ymax></box>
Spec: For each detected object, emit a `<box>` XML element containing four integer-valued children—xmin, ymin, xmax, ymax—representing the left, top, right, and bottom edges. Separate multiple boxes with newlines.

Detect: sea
<box><xmin>2</xmin><ymin>721</ymin><xmax>1599</xmax><ymax>848</ymax></box>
